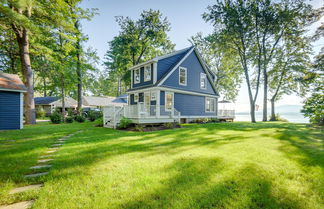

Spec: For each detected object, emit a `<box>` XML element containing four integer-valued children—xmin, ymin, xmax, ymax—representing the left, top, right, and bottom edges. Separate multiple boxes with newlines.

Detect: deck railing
<box><xmin>218</xmin><ymin>109</ymin><xmax>235</xmax><ymax>118</ymax></box>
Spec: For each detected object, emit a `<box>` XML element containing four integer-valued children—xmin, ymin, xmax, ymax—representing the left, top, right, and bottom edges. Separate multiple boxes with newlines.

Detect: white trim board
<box><xmin>0</xmin><ymin>88</ymin><xmax>27</xmax><ymax>93</ymax></box>
<box><xmin>127</xmin><ymin>86</ymin><xmax>219</xmax><ymax>98</ymax></box>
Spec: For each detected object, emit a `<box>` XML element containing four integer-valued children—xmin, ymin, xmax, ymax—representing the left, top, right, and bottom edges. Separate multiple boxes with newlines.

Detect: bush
<box><xmin>134</xmin><ymin>124</ymin><xmax>144</xmax><ymax>132</ymax></box>
<box><xmin>164</xmin><ymin>122</ymin><xmax>174</xmax><ymax>129</ymax></box>
<box><xmin>269</xmin><ymin>113</ymin><xmax>288</xmax><ymax>122</ymax></box>
<box><xmin>75</xmin><ymin>115</ymin><xmax>86</xmax><ymax>123</ymax></box>
<box><xmin>301</xmin><ymin>87</ymin><xmax>324</xmax><ymax>125</ymax></box>
<box><xmin>36</xmin><ymin>107</ymin><xmax>46</xmax><ymax>119</ymax></box>
<box><xmin>65</xmin><ymin>116</ymin><xmax>74</xmax><ymax>123</ymax></box>
<box><xmin>88</xmin><ymin>110</ymin><xmax>103</xmax><ymax>122</ymax></box>
<box><xmin>118</xmin><ymin>117</ymin><xmax>132</xmax><ymax>129</ymax></box>
<box><xmin>95</xmin><ymin>117</ymin><xmax>103</xmax><ymax>127</ymax></box>
<box><xmin>50</xmin><ymin>112</ymin><xmax>62</xmax><ymax>124</ymax></box>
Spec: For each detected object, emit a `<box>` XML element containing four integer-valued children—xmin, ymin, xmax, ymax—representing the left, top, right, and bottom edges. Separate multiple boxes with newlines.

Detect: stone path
<box><xmin>9</xmin><ymin>184</ymin><xmax>43</xmax><ymax>195</ymax></box>
<box><xmin>0</xmin><ymin>130</ymin><xmax>82</xmax><ymax>209</ymax></box>
<box><xmin>0</xmin><ymin>201</ymin><xmax>34</xmax><ymax>209</ymax></box>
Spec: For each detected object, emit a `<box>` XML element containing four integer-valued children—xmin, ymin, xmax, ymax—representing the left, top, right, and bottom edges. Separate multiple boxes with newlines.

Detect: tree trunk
<box><xmin>75</xmin><ymin>20</ymin><xmax>82</xmax><ymax>115</ymax></box>
<box><xmin>262</xmin><ymin>68</ymin><xmax>268</xmax><ymax>121</ymax></box>
<box><xmin>61</xmin><ymin>74</ymin><xmax>66</xmax><ymax>119</ymax></box>
<box><xmin>15</xmin><ymin>28</ymin><xmax>36</xmax><ymax>124</ymax></box>
<box><xmin>270</xmin><ymin>98</ymin><xmax>276</xmax><ymax>121</ymax></box>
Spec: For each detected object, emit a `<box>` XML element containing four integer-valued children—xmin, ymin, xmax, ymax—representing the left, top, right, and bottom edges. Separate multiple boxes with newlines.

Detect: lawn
<box><xmin>0</xmin><ymin>122</ymin><xmax>323</xmax><ymax>209</ymax></box>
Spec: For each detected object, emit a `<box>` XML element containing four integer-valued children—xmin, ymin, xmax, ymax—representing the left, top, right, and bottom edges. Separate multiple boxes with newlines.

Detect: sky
<box><xmin>80</xmin><ymin>0</ymin><xmax>324</xmax><ymax>113</ymax></box>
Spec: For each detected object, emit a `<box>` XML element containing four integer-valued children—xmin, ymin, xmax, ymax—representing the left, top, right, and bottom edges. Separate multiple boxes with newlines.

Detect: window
<box><xmin>144</xmin><ymin>65</ymin><xmax>151</xmax><ymax>81</ymax></box>
<box><xmin>179</xmin><ymin>67</ymin><xmax>187</xmax><ymax>86</ymax></box>
<box><xmin>165</xmin><ymin>92</ymin><xmax>173</xmax><ymax>111</ymax></box>
<box><xmin>134</xmin><ymin>93</ymin><xmax>139</xmax><ymax>103</ymax></box>
<box><xmin>205</xmin><ymin>97</ymin><xmax>216</xmax><ymax>112</ymax></box>
<box><xmin>151</xmin><ymin>92</ymin><xmax>157</xmax><ymax>101</ymax></box>
<box><xmin>200</xmin><ymin>73</ymin><xmax>207</xmax><ymax>89</ymax></box>
<box><xmin>134</xmin><ymin>68</ymin><xmax>140</xmax><ymax>84</ymax></box>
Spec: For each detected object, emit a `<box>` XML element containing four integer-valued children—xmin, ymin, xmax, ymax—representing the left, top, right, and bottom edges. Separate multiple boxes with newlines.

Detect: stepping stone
<box><xmin>39</xmin><ymin>155</ymin><xmax>54</xmax><ymax>159</ymax></box>
<box><xmin>0</xmin><ymin>200</ymin><xmax>34</xmax><ymax>209</ymax></box>
<box><xmin>24</xmin><ymin>172</ymin><xmax>49</xmax><ymax>178</ymax></box>
<box><xmin>51</xmin><ymin>143</ymin><xmax>63</xmax><ymax>147</ymax></box>
<box><xmin>9</xmin><ymin>184</ymin><xmax>43</xmax><ymax>194</ymax></box>
<box><xmin>45</xmin><ymin>150</ymin><xmax>56</xmax><ymax>154</ymax></box>
<box><xmin>30</xmin><ymin>165</ymin><xmax>52</xmax><ymax>169</ymax></box>
<box><xmin>37</xmin><ymin>159</ymin><xmax>53</xmax><ymax>163</ymax></box>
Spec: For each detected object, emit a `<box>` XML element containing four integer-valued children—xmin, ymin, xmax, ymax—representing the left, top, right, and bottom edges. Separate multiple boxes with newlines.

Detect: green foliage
<box><xmin>118</xmin><ymin>117</ymin><xmax>132</xmax><ymax>129</ymax></box>
<box><xmin>50</xmin><ymin>112</ymin><xmax>62</xmax><ymax>124</ymax></box>
<box><xmin>302</xmin><ymin>86</ymin><xmax>324</xmax><ymax>125</ymax></box>
<box><xmin>36</xmin><ymin>107</ymin><xmax>46</xmax><ymax>119</ymax></box>
<box><xmin>95</xmin><ymin>117</ymin><xmax>103</xmax><ymax>127</ymax></box>
<box><xmin>134</xmin><ymin>124</ymin><xmax>144</xmax><ymax>132</ymax></box>
<box><xmin>164</xmin><ymin>123</ymin><xmax>174</xmax><ymax>129</ymax></box>
<box><xmin>88</xmin><ymin>110</ymin><xmax>103</xmax><ymax>122</ymax></box>
<box><xmin>190</xmin><ymin>33</ymin><xmax>243</xmax><ymax>101</ymax></box>
<box><xmin>75</xmin><ymin>115</ymin><xmax>86</xmax><ymax>123</ymax></box>
<box><xmin>65</xmin><ymin>116</ymin><xmax>74</xmax><ymax>123</ymax></box>
<box><xmin>269</xmin><ymin>114</ymin><xmax>288</xmax><ymax>122</ymax></box>
<box><xmin>103</xmin><ymin>9</ymin><xmax>175</xmax><ymax>96</ymax></box>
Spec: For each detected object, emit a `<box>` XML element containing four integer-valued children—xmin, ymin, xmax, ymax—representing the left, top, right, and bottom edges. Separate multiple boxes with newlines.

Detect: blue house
<box><xmin>0</xmin><ymin>72</ymin><xmax>27</xmax><ymax>130</ymax></box>
<box><xmin>103</xmin><ymin>46</ymin><xmax>219</xmax><ymax>127</ymax></box>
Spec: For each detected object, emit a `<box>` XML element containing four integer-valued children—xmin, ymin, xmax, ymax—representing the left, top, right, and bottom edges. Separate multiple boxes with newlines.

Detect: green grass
<box><xmin>0</xmin><ymin>122</ymin><xmax>323</xmax><ymax>209</ymax></box>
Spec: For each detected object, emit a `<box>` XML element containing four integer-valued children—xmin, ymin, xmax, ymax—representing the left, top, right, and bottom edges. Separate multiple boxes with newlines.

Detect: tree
<box><xmin>190</xmin><ymin>33</ymin><xmax>243</xmax><ymax>101</ymax></box>
<box><xmin>104</xmin><ymin>9</ymin><xmax>175</xmax><ymax>96</ymax></box>
<box><xmin>203</xmin><ymin>0</ymin><xmax>261</xmax><ymax>122</ymax></box>
<box><xmin>268</xmin><ymin>35</ymin><xmax>311</xmax><ymax>121</ymax></box>
<box><xmin>251</xmin><ymin>0</ymin><xmax>312</xmax><ymax>121</ymax></box>
<box><xmin>0</xmin><ymin>0</ymin><xmax>77</xmax><ymax>124</ymax></box>
<box><xmin>0</xmin><ymin>29</ymin><xmax>20</xmax><ymax>73</ymax></box>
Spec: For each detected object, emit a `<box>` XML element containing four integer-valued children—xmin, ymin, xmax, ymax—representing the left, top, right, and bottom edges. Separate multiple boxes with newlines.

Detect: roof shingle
<box><xmin>0</xmin><ymin>72</ymin><xmax>27</xmax><ymax>92</ymax></box>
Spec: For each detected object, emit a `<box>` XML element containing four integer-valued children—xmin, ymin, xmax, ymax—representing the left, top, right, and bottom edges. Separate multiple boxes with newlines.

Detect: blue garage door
<box><xmin>0</xmin><ymin>91</ymin><xmax>21</xmax><ymax>130</ymax></box>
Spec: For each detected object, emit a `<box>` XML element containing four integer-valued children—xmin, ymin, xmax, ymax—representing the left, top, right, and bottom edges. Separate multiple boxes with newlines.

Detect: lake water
<box><xmin>235</xmin><ymin>112</ymin><xmax>309</xmax><ymax>123</ymax></box>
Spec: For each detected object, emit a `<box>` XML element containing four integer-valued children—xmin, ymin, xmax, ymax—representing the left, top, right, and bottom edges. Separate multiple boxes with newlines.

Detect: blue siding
<box><xmin>161</xmin><ymin>51</ymin><xmax>217</xmax><ymax>95</ymax></box>
<box><xmin>174</xmin><ymin>93</ymin><xmax>216</xmax><ymax>116</ymax></box>
<box><xmin>160</xmin><ymin>91</ymin><xmax>216</xmax><ymax>117</ymax></box>
<box><xmin>0</xmin><ymin>91</ymin><xmax>21</xmax><ymax>130</ymax></box>
<box><xmin>132</xmin><ymin>63</ymin><xmax>154</xmax><ymax>88</ymax></box>
<box><xmin>157</xmin><ymin>49</ymin><xmax>191</xmax><ymax>81</ymax></box>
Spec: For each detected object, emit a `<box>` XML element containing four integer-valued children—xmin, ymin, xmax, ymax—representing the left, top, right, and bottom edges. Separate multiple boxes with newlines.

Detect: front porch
<box><xmin>103</xmin><ymin>103</ymin><xmax>181</xmax><ymax>128</ymax></box>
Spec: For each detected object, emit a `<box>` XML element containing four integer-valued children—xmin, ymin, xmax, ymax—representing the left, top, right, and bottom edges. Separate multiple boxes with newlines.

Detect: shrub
<box><xmin>134</xmin><ymin>124</ymin><xmax>144</xmax><ymax>132</ymax></box>
<box><xmin>301</xmin><ymin>87</ymin><xmax>324</xmax><ymax>125</ymax></box>
<box><xmin>118</xmin><ymin>117</ymin><xmax>132</xmax><ymax>129</ymax></box>
<box><xmin>65</xmin><ymin>116</ymin><xmax>74</xmax><ymax>123</ymax></box>
<box><xmin>75</xmin><ymin>115</ymin><xmax>86</xmax><ymax>123</ymax></box>
<box><xmin>67</xmin><ymin>108</ymin><xmax>74</xmax><ymax>117</ymax></box>
<box><xmin>50</xmin><ymin>112</ymin><xmax>62</xmax><ymax>124</ymax></box>
<box><xmin>270</xmin><ymin>114</ymin><xmax>288</xmax><ymax>122</ymax></box>
<box><xmin>164</xmin><ymin>122</ymin><xmax>174</xmax><ymax>129</ymax></box>
<box><xmin>36</xmin><ymin>107</ymin><xmax>46</xmax><ymax>118</ymax></box>
<box><xmin>95</xmin><ymin>117</ymin><xmax>103</xmax><ymax>127</ymax></box>
<box><xmin>88</xmin><ymin>110</ymin><xmax>103</xmax><ymax>122</ymax></box>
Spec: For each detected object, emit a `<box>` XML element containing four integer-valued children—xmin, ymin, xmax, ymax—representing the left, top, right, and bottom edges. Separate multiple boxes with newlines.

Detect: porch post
<box><xmin>156</xmin><ymin>90</ymin><xmax>160</xmax><ymax>118</ymax></box>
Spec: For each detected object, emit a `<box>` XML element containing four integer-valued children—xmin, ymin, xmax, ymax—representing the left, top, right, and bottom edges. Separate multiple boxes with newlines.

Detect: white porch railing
<box><xmin>103</xmin><ymin>103</ymin><xmax>181</xmax><ymax>128</ymax></box>
<box><xmin>218</xmin><ymin>109</ymin><xmax>235</xmax><ymax>118</ymax></box>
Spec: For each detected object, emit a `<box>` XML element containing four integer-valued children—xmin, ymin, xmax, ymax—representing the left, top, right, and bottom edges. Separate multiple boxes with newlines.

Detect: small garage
<box><xmin>0</xmin><ymin>72</ymin><xmax>27</xmax><ymax>130</ymax></box>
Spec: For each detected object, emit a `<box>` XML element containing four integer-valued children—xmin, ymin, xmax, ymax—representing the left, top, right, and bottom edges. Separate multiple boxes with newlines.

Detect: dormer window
<box><xmin>179</xmin><ymin>67</ymin><xmax>187</xmax><ymax>86</ymax></box>
<box><xmin>200</xmin><ymin>73</ymin><xmax>207</xmax><ymax>89</ymax></box>
<box><xmin>134</xmin><ymin>68</ymin><xmax>140</xmax><ymax>84</ymax></box>
<box><xmin>144</xmin><ymin>65</ymin><xmax>151</xmax><ymax>81</ymax></box>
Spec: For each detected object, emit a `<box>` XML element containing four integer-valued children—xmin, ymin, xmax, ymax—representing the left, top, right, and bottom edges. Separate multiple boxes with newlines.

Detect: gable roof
<box><xmin>82</xmin><ymin>96</ymin><xmax>117</xmax><ymax>106</ymax></box>
<box><xmin>112</xmin><ymin>94</ymin><xmax>128</xmax><ymax>104</ymax></box>
<box><xmin>127</xmin><ymin>46</ymin><xmax>219</xmax><ymax>97</ymax></box>
<box><xmin>0</xmin><ymin>72</ymin><xmax>27</xmax><ymax>92</ymax></box>
<box><xmin>35</xmin><ymin>96</ymin><xmax>59</xmax><ymax>105</ymax></box>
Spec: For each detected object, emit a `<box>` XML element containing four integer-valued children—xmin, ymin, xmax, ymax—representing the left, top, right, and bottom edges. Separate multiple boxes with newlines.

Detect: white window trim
<box><xmin>134</xmin><ymin>68</ymin><xmax>140</xmax><ymax>84</ymax></box>
<box><xmin>144</xmin><ymin>64</ymin><xmax>152</xmax><ymax>82</ymax></box>
<box><xmin>134</xmin><ymin>93</ymin><xmax>139</xmax><ymax>103</ymax></box>
<box><xmin>165</xmin><ymin>92</ymin><xmax>174</xmax><ymax>112</ymax></box>
<box><xmin>179</xmin><ymin>67</ymin><xmax>187</xmax><ymax>86</ymax></box>
<box><xmin>205</xmin><ymin>97</ymin><xmax>216</xmax><ymax>112</ymax></box>
<box><xmin>151</xmin><ymin>91</ymin><xmax>157</xmax><ymax>101</ymax></box>
<box><xmin>200</xmin><ymin>73</ymin><xmax>207</xmax><ymax>89</ymax></box>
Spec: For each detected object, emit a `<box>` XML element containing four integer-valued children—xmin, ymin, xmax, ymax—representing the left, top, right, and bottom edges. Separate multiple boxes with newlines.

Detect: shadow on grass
<box><xmin>120</xmin><ymin>158</ymin><xmax>306</xmax><ymax>209</ymax></box>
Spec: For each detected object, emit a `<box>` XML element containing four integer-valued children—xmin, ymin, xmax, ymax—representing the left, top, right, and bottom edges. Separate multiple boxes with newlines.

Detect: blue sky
<box><xmin>80</xmin><ymin>0</ymin><xmax>323</xmax><ymax>114</ymax></box>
